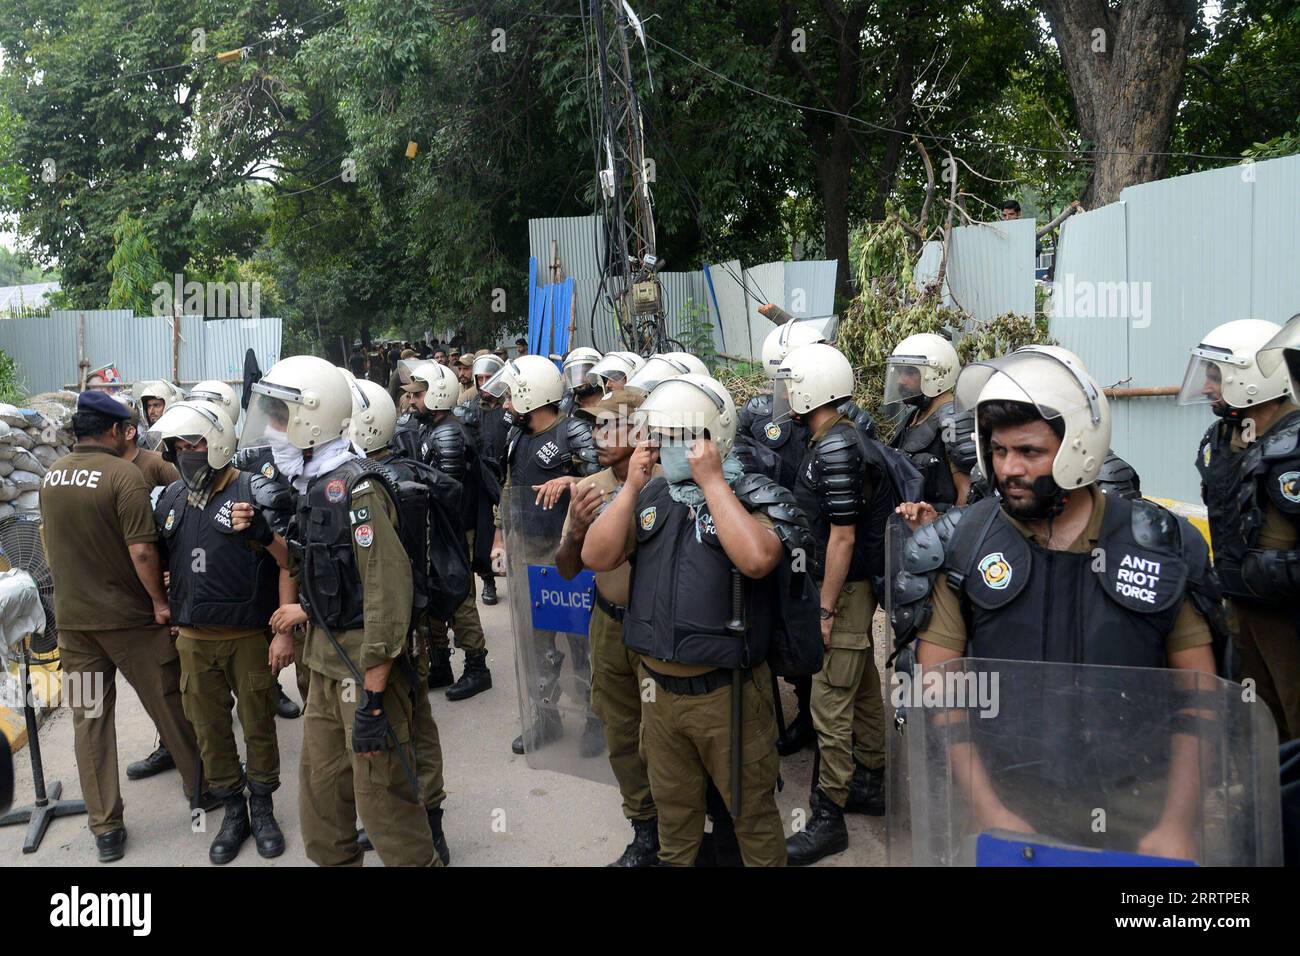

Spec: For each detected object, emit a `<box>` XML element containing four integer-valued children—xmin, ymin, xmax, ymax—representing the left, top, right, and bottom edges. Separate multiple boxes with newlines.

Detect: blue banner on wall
<box><xmin>527</xmin><ymin>565</ymin><xmax>595</xmax><ymax>635</ymax></box>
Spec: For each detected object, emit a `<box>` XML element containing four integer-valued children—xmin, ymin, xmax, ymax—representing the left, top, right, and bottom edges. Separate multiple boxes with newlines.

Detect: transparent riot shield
<box><xmin>501</xmin><ymin>484</ymin><xmax>615</xmax><ymax>785</ymax></box>
<box><xmin>894</xmin><ymin>656</ymin><xmax>1282</xmax><ymax>866</ymax></box>
<box><xmin>883</xmin><ymin>513</ymin><xmax>914</xmax><ymax>866</ymax></box>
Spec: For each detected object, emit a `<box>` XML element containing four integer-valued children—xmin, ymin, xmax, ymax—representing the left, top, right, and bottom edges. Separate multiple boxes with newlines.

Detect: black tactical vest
<box><xmin>1196</xmin><ymin>420</ymin><xmax>1249</xmax><ymax>596</ymax></box>
<box><xmin>792</xmin><ymin>423</ymin><xmax>875</xmax><ymax>583</ymax></box>
<box><xmin>623</xmin><ymin>477</ymin><xmax>774</xmax><ymax>670</ymax></box>
<box><xmin>291</xmin><ymin>460</ymin><xmax>398</xmax><ymax>632</ymax></box>
<box><xmin>947</xmin><ymin>496</ymin><xmax>1194</xmax><ymax>669</ymax></box>
<box><xmin>1236</xmin><ymin>411</ymin><xmax>1300</xmax><ymax>590</ymax></box>
<box><xmin>892</xmin><ymin>400</ymin><xmax>958</xmax><ymax>505</ymax></box>
<box><xmin>234</xmin><ymin>446</ymin><xmax>286</xmax><ymax>485</ymax></box>
<box><xmin>506</xmin><ymin>420</ymin><xmax>580</xmax><ymax>539</ymax></box>
<box><xmin>156</xmin><ymin>476</ymin><xmax>280</xmax><ymax>629</ymax></box>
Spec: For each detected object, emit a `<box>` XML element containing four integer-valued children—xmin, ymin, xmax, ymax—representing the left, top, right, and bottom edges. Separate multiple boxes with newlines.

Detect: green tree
<box><xmin>105</xmin><ymin>212</ymin><xmax>167</xmax><ymax>314</ymax></box>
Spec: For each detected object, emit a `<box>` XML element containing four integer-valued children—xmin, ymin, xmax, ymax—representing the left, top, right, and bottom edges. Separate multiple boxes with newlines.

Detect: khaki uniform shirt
<box><xmin>131</xmin><ymin>448</ymin><xmax>180</xmax><ymax>490</ymax></box>
<box><xmin>302</xmin><ymin>476</ymin><xmax>413</xmax><ymax>680</ymax></box>
<box><xmin>561</xmin><ymin>464</ymin><xmax>663</xmax><ymax>607</ymax></box>
<box><xmin>918</xmin><ymin>487</ymin><xmax>1212</xmax><ymax>656</ymax></box>
<box><xmin>40</xmin><ymin>447</ymin><xmax>158</xmax><ymax>630</ymax></box>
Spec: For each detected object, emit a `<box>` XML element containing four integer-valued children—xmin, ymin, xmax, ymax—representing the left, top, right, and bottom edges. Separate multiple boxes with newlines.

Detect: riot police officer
<box><xmin>401</xmin><ymin>361</ymin><xmax>492</xmax><ymax>700</ymax></box>
<box><xmin>131</xmin><ymin>380</ymin><xmax>183</xmax><ymax>447</ymax></box>
<box><xmin>774</xmin><ymin>344</ymin><xmax>887</xmax><ymax>866</ymax></box>
<box><xmin>585</xmin><ymin>351</ymin><xmax>644</xmax><ymax>394</ymax></box>
<box><xmin>582</xmin><ymin>374</ymin><xmax>796</xmax><ymax>866</ymax></box>
<box><xmin>457</xmin><ymin>353</ymin><xmax>508</xmax><ymax>605</ymax></box>
<box><xmin>892</xmin><ymin>349</ymin><xmax>1221</xmax><ymax>858</ymax></box>
<box><xmin>560</xmin><ymin>347</ymin><xmax>604</xmax><ymax>416</ymax></box>
<box><xmin>483</xmin><ymin>355</ymin><xmax>601</xmax><ymax>755</ymax></box>
<box><xmin>1181</xmin><ymin>319</ymin><xmax>1300</xmax><ymax>739</ymax></box>
<box><xmin>884</xmin><ymin>333</ymin><xmax>970</xmax><ymax>506</ymax></box>
<box><xmin>345</xmin><ymin>377</ymin><xmax>455</xmax><ymax>863</ymax></box>
<box><xmin>149</xmin><ymin>400</ymin><xmax>288</xmax><ymax>864</ymax></box>
<box><xmin>187</xmin><ymin>380</ymin><xmax>240</xmax><ymax>419</ymax></box>
<box><xmin>240</xmin><ymin>356</ymin><xmax>439</xmax><ymax>867</ymax></box>
<box><xmin>732</xmin><ymin>319</ymin><xmax>874</xmax><ymax>757</ymax></box>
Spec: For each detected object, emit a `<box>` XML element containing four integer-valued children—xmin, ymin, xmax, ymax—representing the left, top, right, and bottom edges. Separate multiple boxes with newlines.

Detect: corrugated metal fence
<box><xmin>1051</xmin><ymin>154</ymin><xmax>1300</xmax><ymax>503</ymax></box>
<box><xmin>0</xmin><ymin>311</ymin><xmax>283</xmax><ymax>399</ymax></box>
<box><xmin>527</xmin><ymin>215</ymin><xmax>837</xmax><ymax>362</ymax></box>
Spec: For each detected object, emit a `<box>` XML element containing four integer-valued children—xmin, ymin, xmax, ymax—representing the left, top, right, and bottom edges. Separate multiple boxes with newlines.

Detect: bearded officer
<box><xmin>892</xmin><ymin>349</ymin><xmax>1222</xmax><ymax>859</ymax></box>
<box><xmin>344</xmin><ymin>377</ymin><xmax>453</xmax><ymax>863</ymax></box>
<box><xmin>149</xmin><ymin>401</ymin><xmax>288</xmax><ymax>864</ymax></box>
<box><xmin>1181</xmin><ymin>319</ymin><xmax>1300</xmax><ymax>740</ymax></box>
<box><xmin>457</xmin><ymin>353</ymin><xmax>508</xmax><ymax>606</ymax></box>
<box><xmin>555</xmin><ymin>388</ymin><xmax>661</xmax><ymax>866</ymax></box>
<box><xmin>241</xmin><ymin>356</ymin><xmax>438</xmax><ymax>867</ymax></box>
<box><xmin>483</xmin><ymin>354</ymin><xmax>602</xmax><ymax>755</ymax></box>
<box><xmin>884</xmin><ymin>333</ymin><xmax>971</xmax><ymax>507</ymax></box>
<box><xmin>583</xmin><ymin>374</ymin><xmax>795</xmax><ymax>866</ymax></box>
<box><xmin>399</xmin><ymin>361</ymin><xmax>492</xmax><ymax>699</ymax></box>
<box><xmin>775</xmin><ymin>343</ymin><xmax>887</xmax><ymax>866</ymax></box>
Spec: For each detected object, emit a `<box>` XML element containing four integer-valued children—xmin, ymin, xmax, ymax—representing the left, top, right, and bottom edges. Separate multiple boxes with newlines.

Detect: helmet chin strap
<box><xmin>1212</xmin><ymin>401</ymin><xmax>1244</xmax><ymax>422</ymax></box>
<box><xmin>903</xmin><ymin>392</ymin><xmax>928</xmax><ymax>410</ymax></box>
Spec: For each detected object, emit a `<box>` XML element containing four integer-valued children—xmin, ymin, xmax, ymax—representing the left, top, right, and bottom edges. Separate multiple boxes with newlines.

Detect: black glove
<box><xmin>352</xmin><ymin>691</ymin><xmax>393</xmax><ymax>753</ymax></box>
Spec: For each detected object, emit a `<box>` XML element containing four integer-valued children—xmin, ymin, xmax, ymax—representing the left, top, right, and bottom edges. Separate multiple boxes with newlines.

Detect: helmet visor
<box><xmin>239</xmin><ymin>381</ymin><xmax>303</xmax><ymax>451</ymax></box>
<box><xmin>624</xmin><ymin>356</ymin><xmax>687</xmax><ymax>395</ymax></box>
<box><xmin>1257</xmin><ymin>317</ymin><xmax>1300</xmax><ymax>381</ymax></box>
<box><xmin>883</xmin><ymin>357</ymin><xmax>927</xmax><ymax>405</ymax></box>
<box><xmin>480</xmin><ymin>361</ymin><xmax>516</xmax><ymax>400</ymax></box>
<box><xmin>473</xmin><ymin>356</ymin><xmax>504</xmax><ymax>379</ymax></box>
<box><xmin>955</xmin><ymin>351</ymin><xmax>1101</xmax><ymax>426</ymax></box>
<box><xmin>634</xmin><ymin>378</ymin><xmax>726</xmax><ymax>437</ymax></box>
<box><xmin>585</xmin><ymin>354</ymin><xmax>632</xmax><ymax>391</ymax></box>
<box><xmin>563</xmin><ymin>360</ymin><xmax>596</xmax><ymax>389</ymax></box>
<box><xmin>1176</xmin><ymin>350</ymin><xmax>1234</xmax><ymax>407</ymax></box>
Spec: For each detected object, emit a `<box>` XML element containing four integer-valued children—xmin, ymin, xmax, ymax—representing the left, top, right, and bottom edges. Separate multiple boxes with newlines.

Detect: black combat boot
<box><xmin>776</xmin><ymin>709</ymin><xmax>815</xmax><ymax>756</ymax></box>
<box><xmin>357</xmin><ymin>829</ymin><xmax>374</xmax><ymax>852</ymax></box>
<box><xmin>445</xmin><ymin>649</ymin><xmax>492</xmax><ymax>701</ymax></box>
<box><xmin>427</xmin><ymin>647</ymin><xmax>454</xmax><ymax>689</ymax></box>
<box><xmin>247</xmin><ymin>781</ymin><xmax>285</xmax><ymax>858</ymax></box>
<box><xmin>275</xmin><ymin>688</ymin><xmax>301</xmax><ymax>719</ymax></box>
<box><xmin>427</xmin><ymin>806</ymin><xmax>451</xmax><ymax>866</ymax></box>
<box><xmin>126</xmin><ymin>742</ymin><xmax>174</xmax><ymax>780</ymax></box>
<box><xmin>96</xmin><ymin>828</ymin><xmax>127</xmax><ymax>863</ymax></box>
<box><xmin>610</xmin><ymin>817</ymin><xmax>659</xmax><ymax>867</ymax></box>
<box><xmin>580</xmin><ymin>714</ymin><xmax>606</xmax><ymax>758</ymax></box>
<box><xmin>480</xmin><ymin>575</ymin><xmax>498</xmax><ymax>605</ymax></box>
<box><xmin>844</xmin><ymin>762</ymin><xmax>885</xmax><ymax>816</ymax></box>
<box><xmin>785</xmin><ymin>789</ymin><xmax>849</xmax><ymax>866</ymax></box>
<box><xmin>209</xmin><ymin>790</ymin><xmax>252</xmax><ymax>865</ymax></box>
<box><xmin>511</xmin><ymin>708</ymin><xmax>563</xmax><ymax>754</ymax></box>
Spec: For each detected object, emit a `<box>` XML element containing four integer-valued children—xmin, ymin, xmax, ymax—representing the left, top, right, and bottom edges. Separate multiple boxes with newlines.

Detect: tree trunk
<box><xmin>1041</xmin><ymin>0</ymin><xmax>1196</xmax><ymax>208</ymax></box>
<box><xmin>815</xmin><ymin>136</ymin><xmax>853</xmax><ymax>308</ymax></box>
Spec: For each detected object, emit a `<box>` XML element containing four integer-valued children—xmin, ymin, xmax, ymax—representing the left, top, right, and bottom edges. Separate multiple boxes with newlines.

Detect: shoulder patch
<box><xmin>354</xmin><ymin>523</ymin><xmax>374</xmax><ymax>548</ymax></box>
<box><xmin>261</xmin><ymin>461</ymin><xmax>276</xmax><ymax>479</ymax></box>
<box><xmin>639</xmin><ymin>506</ymin><xmax>657</xmax><ymax>531</ymax></box>
<box><xmin>765</xmin><ymin>421</ymin><xmax>782</xmax><ymax>441</ymax></box>
<box><xmin>1278</xmin><ymin>470</ymin><xmax>1300</xmax><ymax>504</ymax></box>
<box><xmin>977</xmin><ymin>551</ymin><xmax>1012</xmax><ymax>590</ymax></box>
<box><xmin>352</xmin><ymin>480</ymin><xmax>372</xmax><ymax>495</ymax></box>
<box><xmin>350</xmin><ymin>506</ymin><xmax>371</xmax><ymax>524</ymax></box>
<box><xmin>164</xmin><ymin>509</ymin><xmax>176</xmax><ymax>532</ymax></box>
<box><xmin>325</xmin><ymin>478</ymin><xmax>347</xmax><ymax>503</ymax></box>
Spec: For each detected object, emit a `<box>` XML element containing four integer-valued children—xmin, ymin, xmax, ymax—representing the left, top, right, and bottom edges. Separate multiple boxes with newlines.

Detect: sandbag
<box><xmin>0</xmin><ymin>461</ymin><xmax>12</xmax><ymax>477</ymax></box>
<box><xmin>32</xmin><ymin>445</ymin><xmax>60</xmax><ymax>468</ymax></box>
<box><xmin>0</xmin><ymin>404</ymin><xmax>26</xmax><ymax>428</ymax></box>
<box><xmin>0</xmin><ymin>503</ymin><xmax>15</xmax><ymax>521</ymax></box>
<box><xmin>0</xmin><ymin>481</ymin><xmax>19</xmax><ymax>502</ymax></box>
<box><xmin>15</xmin><ymin>491</ymin><xmax>40</xmax><ymax>512</ymax></box>
<box><xmin>9</xmin><ymin>431</ymin><xmax>32</xmax><ymax>450</ymax></box>
<box><xmin>10</xmin><ymin>471</ymin><xmax>41</xmax><ymax>492</ymax></box>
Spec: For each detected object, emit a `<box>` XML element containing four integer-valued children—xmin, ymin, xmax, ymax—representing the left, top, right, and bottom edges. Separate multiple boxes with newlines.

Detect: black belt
<box><xmin>594</xmin><ymin>590</ymin><xmax>625</xmax><ymax>623</ymax></box>
<box><xmin>641</xmin><ymin>662</ymin><xmax>744</xmax><ymax>697</ymax></box>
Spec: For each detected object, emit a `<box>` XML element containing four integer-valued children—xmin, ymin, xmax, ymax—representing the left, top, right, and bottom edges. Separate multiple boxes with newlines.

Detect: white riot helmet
<box><xmin>760</xmin><ymin>320</ymin><xmax>827</xmax><ymax>379</ymax></box>
<box><xmin>955</xmin><ymin>349</ymin><xmax>1110</xmax><ymax>499</ymax></box>
<box><xmin>187</xmin><ymin>380</ymin><xmax>239</xmax><ymax>419</ymax></box>
<box><xmin>480</xmin><ymin>354</ymin><xmax>566</xmax><ymax>414</ymax></box>
<box><xmin>1177</xmin><ymin>319</ymin><xmax>1290</xmax><ymax>417</ymax></box>
<box><xmin>1258</xmin><ymin>313</ymin><xmax>1300</xmax><ymax>398</ymax></box>
<box><xmin>472</xmin><ymin>353</ymin><xmax>505</xmax><ymax>383</ymax></box>
<box><xmin>148</xmin><ymin>400</ymin><xmax>237</xmax><ymax>492</ymax></box>
<box><xmin>634</xmin><ymin>373</ymin><xmax>738</xmax><ymax>459</ymax></box>
<box><xmin>883</xmin><ymin>333</ymin><xmax>960</xmax><ymax>406</ymax></box>
<box><xmin>240</xmin><ymin>355</ymin><xmax>352</xmax><ymax>451</ymax></box>
<box><xmin>661</xmin><ymin>352</ymin><xmax>708</xmax><ymax>376</ymax></box>
<box><xmin>625</xmin><ymin>354</ymin><xmax>695</xmax><ymax>395</ymax></box>
<box><xmin>403</xmin><ymin>361</ymin><xmax>460</xmax><ymax>411</ymax></box>
<box><xmin>586</xmin><ymin>351</ymin><xmax>645</xmax><ymax>392</ymax></box>
<box><xmin>349</xmin><ymin>378</ymin><xmax>398</xmax><ymax>453</ymax></box>
<box><xmin>562</xmin><ymin>347</ymin><xmax>603</xmax><ymax>390</ymax></box>
<box><xmin>132</xmin><ymin>379</ymin><xmax>182</xmax><ymax>424</ymax></box>
<box><xmin>772</xmin><ymin>343</ymin><xmax>855</xmax><ymax>423</ymax></box>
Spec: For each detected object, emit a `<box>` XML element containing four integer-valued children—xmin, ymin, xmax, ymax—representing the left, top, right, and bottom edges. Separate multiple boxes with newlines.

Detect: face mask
<box><xmin>267</xmin><ymin>428</ymin><xmax>305</xmax><ymax>478</ymax></box>
<box><xmin>658</xmin><ymin>444</ymin><xmax>693</xmax><ymax>484</ymax></box>
<box><xmin>177</xmin><ymin>450</ymin><xmax>214</xmax><ymax>492</ymax></box>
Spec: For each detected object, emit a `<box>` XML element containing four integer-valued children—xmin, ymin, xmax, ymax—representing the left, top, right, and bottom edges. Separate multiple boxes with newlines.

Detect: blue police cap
<box><xmin>77</xmin><ymin>390</ymin><xmax>133</xmax><ymax>420</ymax></box>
